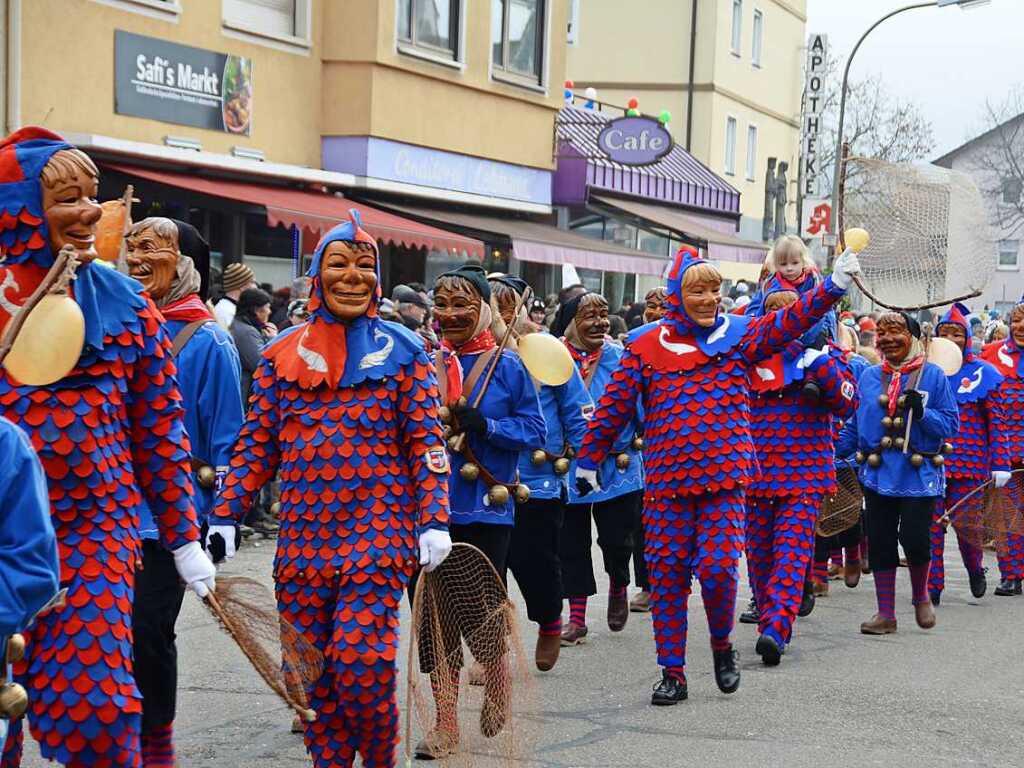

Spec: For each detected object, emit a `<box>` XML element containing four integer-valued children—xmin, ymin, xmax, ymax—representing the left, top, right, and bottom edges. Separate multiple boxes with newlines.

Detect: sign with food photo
<box><xmin>115</xmin><ymin>30</ymin><xmax>253</xmax><ymax>136</ymax></box>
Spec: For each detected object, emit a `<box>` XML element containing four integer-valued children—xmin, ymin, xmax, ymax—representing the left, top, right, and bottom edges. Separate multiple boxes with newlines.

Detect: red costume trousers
<box><xmin>930</xmin><ymin>477</ymin><xmax>985</xmax><ymax>595</ymax></box>
<box><xmin>643</xmin><ymin>488</ymin><xmax>744</xmax><ymax>670</ymax></box>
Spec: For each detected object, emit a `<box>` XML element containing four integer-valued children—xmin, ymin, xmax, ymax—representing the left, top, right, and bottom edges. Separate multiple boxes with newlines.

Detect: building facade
<box><xmin>566</xmin><ymin>0</ymin><xmax>806</xmax><ymax>242</ymax></box>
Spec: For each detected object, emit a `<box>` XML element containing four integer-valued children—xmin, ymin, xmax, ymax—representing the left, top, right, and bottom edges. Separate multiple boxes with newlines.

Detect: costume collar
<box><xmin>160</xmin><ymin>293</ymin><xmax>213</xmax><ymax>324</ymax></box>
<box><xmin>951</xmin><ymin>356</ymin><xmax>1002</xmax><ymax>403</ymax></box>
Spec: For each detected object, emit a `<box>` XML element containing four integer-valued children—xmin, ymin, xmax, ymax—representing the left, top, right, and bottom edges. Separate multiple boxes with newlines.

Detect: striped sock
<box><xmin>830</xmin><ymin>548</ymin><xmax>843</xmax><ymax>567</ymax></box>
<box><xmin>845</xmin><ymin>543</ymin><xmax>861</xmax><ymax>563</ymax></box>
<box><xmin>609</xmin><ymin>584</ymin><xmax>627</xmax><ymax>600</ymax></box>
<box><xmin>874</xmin><ymin>569</ymin><xmax>897</xmax><ymax>619</ymax></box>
<box><xmin>814</xmin><ymin>559</ymin><xmax>828</xmax><ymax>583</ymax></box>
<box><xmin>908</xmin><ymin>562</ymin><xmax>931</xmax><ymax>605</ymax></box>
<box><xmin>709</xmin><ymin>636</ymin><xmax>732</xmax><ymax>652</ymax></box>
<box><xmin>569</xmin><ymin>597</ymin><xmax>587</xmax><ymax>627</ymax></box>
<box><xmin>539</xmin><ymin>618</ymin><xmax>562</xmax><ymax>636</ymax></box>
<box><xmin>665</xmin><ymin>666</ymin><xmax>686</xmax><ymax>684</ymax></box>
<box><xmin>142</xmin><ymin>722</ymin><xmax>175</xmax><ymax>768</ymax></box>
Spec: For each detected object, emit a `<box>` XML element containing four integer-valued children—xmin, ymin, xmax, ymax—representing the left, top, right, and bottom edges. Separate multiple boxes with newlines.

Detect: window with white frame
<box><xmin>999</xmin><ymin>239</ymin><xmax>1020</xmax><ymax>270</ymax></box>
<box><xmin>731</xmin><ymin>0</ymin><xmax>743</xmax><ymax>55</ymax></box>
<box><xmin>725</xmin><ymin>117</ymin><xmax>738</xmax><ymax>176</ymax></box>
<box><xmin>567</xmin><ymin>0</ymin><xmax>580</xmax><ymax>45</ymax></box>
<box><xmin>746</xmin><ymin>125</ymin><xmax>758</xmax><ymax>181</ymax></box>
<box><xmin>752</xmin><ymin>9</ymin><xmax>763</xmax><ymax>67</ymax></box>
<box><xmin>492</xmin><ymin>0</ymin><xmax>547</xmax><ymax>85</ymax></box>
<box><xmin>223</xmin><ymin>0</ymin><xmax>310</xmax><ymax>42</ymax></box>
<box><xmin>398</xmin><ymin>0</ymin><xmax>461</xmax><ymax>60</ymax></box>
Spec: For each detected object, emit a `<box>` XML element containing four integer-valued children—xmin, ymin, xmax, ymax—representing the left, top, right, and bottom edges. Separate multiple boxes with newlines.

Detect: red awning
<box><xmin>102</xmin><ymin>163</ymin><xmax>485</xmax><ymax>257</ymax></box>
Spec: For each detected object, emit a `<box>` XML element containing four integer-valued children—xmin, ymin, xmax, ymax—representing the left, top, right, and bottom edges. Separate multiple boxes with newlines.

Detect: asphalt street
<box><xmin>19</xmin><ymin>530</ymin><xmax>1024</xmax><ymax>768</ymax></box>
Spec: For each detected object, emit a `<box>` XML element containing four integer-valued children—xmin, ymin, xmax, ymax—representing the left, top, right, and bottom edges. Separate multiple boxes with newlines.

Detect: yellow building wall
<box><xmin>322</xmin><ymin>0</ymin><xmax>569</xmax><ymax>171</ymax></box>
<box><xmin>17</xmin><ymin>0</ymin><xmax>324</xmax><ymax>168</ymax></box>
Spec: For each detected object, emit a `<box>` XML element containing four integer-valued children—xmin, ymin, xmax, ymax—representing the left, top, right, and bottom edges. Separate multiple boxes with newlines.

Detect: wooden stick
<box><xmin>850</xmin><ymin>274</ymin><xmax>981</xmax><ymax>313</ymax></box>
<box><xmin>0</xmin><ymin>246</ymin><xmax>76</xmax><ymax>368</ymax></box>
<box><xmin>115</xmin><ymin>185</ymin><xmax>134</xmax><ymax>275</ymax></box>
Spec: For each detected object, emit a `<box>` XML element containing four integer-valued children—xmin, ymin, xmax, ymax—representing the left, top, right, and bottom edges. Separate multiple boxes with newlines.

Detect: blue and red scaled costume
<box><xmin>930</xmin><ymin>306</ymin><xmax>1009</xmax><ymax>599</ymax></box>
<box><xmin>576</xmin><ymin>246</ymin><xmax>847</xmax><ymax>685</ymax></box>
<box><xmin>0</xmin><ymin>129</ymin><xmax>200</xmax><ymax>768</ymax></box>
<box><xmin>746</xmin><ymin>308</ymin><xmax>857</xmax><ymax>655</ymax></box>
<box><xmin>982</xmin><ymin>333</ymin><xmax>1024</xmax><ymax>586</ymax></box>
<box><xmin>0</xmin><ymin>417</ymin><xmax>60</xmax><ymax>754</ymax></box>
<box><xmin>211</xmin><ymin>215</ymin><xmax>449</xmax><ymax>768</ymax></box>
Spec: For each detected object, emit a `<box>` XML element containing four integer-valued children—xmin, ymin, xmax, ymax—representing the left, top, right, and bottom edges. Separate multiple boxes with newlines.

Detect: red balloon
<box><xmin>628</xmin><ymin>98</ymin><xmax>639</xmax><ymax>109</ymax></box>
<box><xmin>565</xmin><ymin>79</ymin><xmax>574</xmax><ymax>89</ymax></box>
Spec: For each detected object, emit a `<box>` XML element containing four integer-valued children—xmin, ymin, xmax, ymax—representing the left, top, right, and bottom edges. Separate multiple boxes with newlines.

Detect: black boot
<box><xmin>651</xmin><ymin>672</ymin><xmax>688</xmax><ymax>706</ymax></box>
<box><xmin>929</xmin><ymin>590</ymin><xmax>941</xmax><ymax>606</ymax></box>
<box><xmin>968</xmin><ymin>569</ymin><xmax>987</xmax><ymax>599</ymax></box>
<box><xmin>712</xmin><ymin>647</ymin><xmax>741</xmax><ymax>694</ymax></box>
<box><xmin>738</xmin><ymin>596</ymin><xmax>759</xmax><ymax>625</ymax></box>
<box><xmin>797</xmin><ymin>587</ymin><xmax>815</xmax><ymax>618</ymax></box>
<box><xmin>755</xmin><ymin>634</ymin><xmax>782</xmax><ymax>667</ymax></box>
<box><xmin>995</xmin><ymin>578</ymin><xmax>1022</xmax><ymax>596</ymax></box>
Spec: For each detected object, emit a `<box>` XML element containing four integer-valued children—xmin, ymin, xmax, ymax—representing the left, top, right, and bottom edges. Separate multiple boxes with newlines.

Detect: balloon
<box><xmin>517</xmin><ymin>332</ymin><xmax>575</xmax><ymax>386</ymax></box>
<box><xmin>564</xmin><ymin>79</ymin><xmax>574</xmax><ymax>89</ymax></box>
<box><xmin>627</xmin><ymin>98</ymin><xmax>638</xmax><ymax>109</ymax></box>
<box><xmin>584</xmin><ymin>87</ymin><xmax>597</xmax><ymax>99</ymax></box>
<box><xmin>844</xmin><ymin>228</ymin><xmax>870</xmax><ymax>254</ymax></box>
<box><xmin>926</xmin><ymin>336</ymin><xmax>963</xmax><ymax>376</ymax></box>
<box><xmin>626</xmin><ymin>108</ymin><xmax>640</xmax><ymax>117</ymax></box>
<box><xmin>658</xmin><ymin>109</ymin><xmax>672</xmax><ymax>125</ymax></box>
<box><xmin>3</xmin><ymin>294</ymin><xmax>85</xmax><ymax>386</ymax></box>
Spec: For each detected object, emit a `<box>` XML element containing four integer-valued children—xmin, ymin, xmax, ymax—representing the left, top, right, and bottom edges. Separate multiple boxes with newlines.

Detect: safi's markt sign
<box><xmin>597</xmin><ymin>117</ymin><xmax>673</xmax><ymax>166</ymax></box>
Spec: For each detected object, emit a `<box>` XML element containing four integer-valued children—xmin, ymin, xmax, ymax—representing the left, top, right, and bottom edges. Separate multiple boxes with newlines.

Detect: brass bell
<box><xmin>881</xmin><ymin>416</ymin><xmax>894</xmax><ymax>430</ymax></box>
<box><xmin>7</xmin><ymin>634</ymin><xmax>24</xmax><ymax>663</ymax></box>
<box><xmin>553</xmin><ymin>457</ymin><xmax>571</xmax><ymax>476</ymax></box>
<box><xmin>942</xmin><ymin>442</ymin><xmax>954</xmax><ymax>455</ymax></box>
<box><xmin>442</xmin><ymin>425</ymin><xmax>453</xmax><ymax>439</ymax></box>
<box><xmin>0</xmin><ymin>683</ymin><xmax>27</xmax><ymax>719</ymax></box>
<box><xmin>514</xmin><ymin>484</ymin><xmax>531</xmax><ymax>504</ymax></box>
<box><xmin>447</xmin><ymin>435</ymin><xmax>462</xmax><ymax>453</ymax></box>
<box><xmin>877</xmin><ymin>394</ymin><xmax>890</xmax><ymax>408</ymax></box>
<box><xmin>456</xmin><ymin>396</ymin><xmax>468</xmax><ymax>409</ymax></box>
<box><xmin>880</xmin><ymin>436</ymin><xmax>893</xmax><ymax>449</ymax></box>
<box><xmin>910</xmin><ymin>453</ymin><xmax>925</xmax><ymax>468</ymax></box>
<box><xmin>488</xmin><ymin>484</ymin><xmax>510</xmax><ymax>506</ymax></box>
<box><xmin>196</xmin><ymin>465</ymin><xmax>216</xmax><ymax>490</ymax></box>
<box><xmin>616</xmin><ymin>453</ymin><xmax>631</xmax><ymax>470</ymax></box>
<box><xmin>530</xmin><ymin>449</ymin><xmax>547</xmax><ymax>467</ymax></box>
<box><xmin>459</xmin><ymin>462</ymin><xmax>480</xmax><ymax>482</ymax></box>
<box><xmin>565</xmin><ymin>446</ymin><xmax>577</xmax><ymax>459</ymax></box>
<box><xmin>931</xmin><ymin>454</ymin><xmax>945</xmax><ymax>467</ymax></box>
<box><xmin>894</xmin><ymin>437</ymin><xmax>905</xmax><ymax>450</ymax></box>
<box><xmin>631</xmin><ymin>436</ymin><xmax>644</xmax><ymax>451</ymax></box>
<box><xmin>867</xmin><ymin>453</ymin><xmax>882</xmax><ymax>468</ymax></box>
<box><xmin>270</xmin><ymin>501</ymin><xmax>282</xmax><ymax>516</ymax></box>
<box><xmin>897</xmin><ymin>395</ymin><xmax>907</xmax><ymax>409</ymax></box>
<box><xmin>893</xmin><ymin>417</ymin><xmax>905</xmax><ymax>430</ymax></box>
<box><xmin>855</xmin><ymin>451</ymin><xmax>866</xmax><ymax>464</ymax></box>
<box><xmin>438</xmin><ymin>405</ymin><xmax>452</xmax><ymax>424</ymax></box>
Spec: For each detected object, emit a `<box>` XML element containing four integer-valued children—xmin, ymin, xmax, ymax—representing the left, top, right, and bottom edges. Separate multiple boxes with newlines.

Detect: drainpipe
<box><xmin>685</xmin><ymin>0</ymin><xmax>697</xmax><ymax>151</ymax></box>
<box><xmin>5</xmin><ymin>0</ymin><xmax>19</xmax><ymax>133</ymax></box>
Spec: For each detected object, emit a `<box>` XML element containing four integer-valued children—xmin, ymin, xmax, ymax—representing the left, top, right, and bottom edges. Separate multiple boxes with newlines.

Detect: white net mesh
<box><xmin>842</xmin><ymin>157</ymin><xmax>997</xmax><ymax>309</ymax></box>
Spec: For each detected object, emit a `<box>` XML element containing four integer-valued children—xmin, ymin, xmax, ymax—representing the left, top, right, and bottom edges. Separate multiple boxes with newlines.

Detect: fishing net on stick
<box><xmin>817</xmin><ymin>467</ymin><xmax>864</xmax><ymax>537</ymax></box>
<box><xmin>405</xmin><ymin>543</ymin><xmax>532</xmax><ymax>767</ymax></box>
<box><xmin>944</xmin><ymin>470</ymin><xmax>1024</xmax><ymax>553</ymax></box>
<box><xmin>203</xmin><ymin>576</ymin><xmax>323</xmax><ymax>722</ymax></box>
<box><xmin>841</xmin><ymin>156</ymin><xmax>997</xmax><ymax>311</ymax></box>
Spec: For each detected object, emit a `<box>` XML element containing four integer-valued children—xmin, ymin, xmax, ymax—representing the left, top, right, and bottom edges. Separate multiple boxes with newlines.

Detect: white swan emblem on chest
<box><xmin>658</xmin><ymin>326</ymin><xmax>697</xmax><ymax>355</ymax></box>
<box><xmin>998</xmin><ymin>344</ymin><xmax>1014</xmax><ymax>371</ymax></box>
<box><xmin>359</xmin><ymin>327</ymin><xmax>394</xmax><ymax>369</ymax></box>
<box><xmin>0</xmin><ymin>269</ymin><xmax>22</xmax><ymax>316</ymax></box>
<box><xmin>958</xmin><ymin>366</ymin><xmax>983</xmax><ymax>394</ymax></box>
<box><xmin>297</xmin><ymin>329</ymin><xmax>328</xmax><ymax>373</ymax></box>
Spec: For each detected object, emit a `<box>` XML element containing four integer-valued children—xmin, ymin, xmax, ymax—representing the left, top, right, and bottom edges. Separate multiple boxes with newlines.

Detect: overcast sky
<box><xmin>806</xmin><ymin>0</ymin><xmax>1022</xmax><ymax>158</ymax></box>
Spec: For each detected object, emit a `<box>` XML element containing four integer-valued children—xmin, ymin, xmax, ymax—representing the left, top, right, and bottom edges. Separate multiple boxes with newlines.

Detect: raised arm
<box><xmin>739</xmin><ymin>276</ymin><xmax>845</xmax><ymax>365</ymax></box>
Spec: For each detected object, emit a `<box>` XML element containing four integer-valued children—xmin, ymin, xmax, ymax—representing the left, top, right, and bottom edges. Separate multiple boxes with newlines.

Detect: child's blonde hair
<box><xmin>765</xmin><ymin>235</ymin><xmax>815</xmax><ymax>275</ymax></box>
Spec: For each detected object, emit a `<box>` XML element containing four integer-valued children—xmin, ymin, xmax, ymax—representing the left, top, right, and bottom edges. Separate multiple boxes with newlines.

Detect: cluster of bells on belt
<box><xmin>196</xmin><ymin>465</ymin><xmax>217</xmax><ymax>490</ymax></box>
<box><xmin>855</xmin><ymin>393</ymin><xmax>953</xmax><ymax>468</ymax></box>
<box><xmin>615</xmin><ymin>436</ymin><xmax>644</xmax><ymax>470</ymax></box>
<box><xmin>439</xmin><ymin>402</ymin><xmax>530</xmax><ymax>506</ymax></box>
<box><xmin>0</xmin><ymin>634</ymin><xmax>28</xmax><ymax>719</ymax></box>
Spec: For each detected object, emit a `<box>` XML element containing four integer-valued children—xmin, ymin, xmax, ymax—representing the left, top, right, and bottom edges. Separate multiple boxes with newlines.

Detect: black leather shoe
<box><xmin>994</xmin><ymin>578</ymin><xmax>1022</xmax><ymax>596</ymax></box>
<box><xmin>651</xmin><ymin>673</ymin><xmax>688</xmax><ymax>706</ymax></box>
<box><xmin>797</xmin><ymin>588</ymin><xmax>815</xmax><ymax>618</ymax></box>
<box><xmin>929</xmin><ymin>591</ymin><xmax>941</xmax><ymax>606</ymax></box>
<box><xmin>755</xmin><ymin>634</ymin><xmax>782</xmax><ymax>667</ymax></box>
<box><xmin>712</xmin><ymin>647</ymin><xmax>741</xmax><ymax>694</ymax></box>
<box><xmin>968</xmin><ymin>569</ymin><xmax>987</xmax><ymax>599</ymax></box>
<box><xmin>738</xmin><ymin>597</ymin><xmax>759</xmax><ymax>624</ymax></box>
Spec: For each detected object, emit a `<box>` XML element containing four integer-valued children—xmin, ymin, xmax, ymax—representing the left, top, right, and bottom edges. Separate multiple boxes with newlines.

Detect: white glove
<box><xmin>173</xmin><ymin>541</ymin><xmax>217</xmax><ymax>598</ymax></box>
<box><xmin>993</xmin><ymin>471</ymin><xmax>1012</xmax><ymax>489</ymax></box>
<box><xmin>575</xmin><ymin>467</ymin><xmax>601</xmax><ymax>496</ymax></box>
<box><xmin>418</xmin><ymin>529</ymin><xmax>453</xmax><ymax>572</ymax></box>
<box><xmin>205</xmin><ymin>523</ymin><xmax>237</xmax><ymax>562</ymax></box>
<box><xmin>801</xmin><ymin>346</ymin><xmax>829</xmax><ymax>369</ymax></box>
<box><xmin>831</xmin><ymin>249</ymin><xmax>861</xmax><ymax>291</ymax></box>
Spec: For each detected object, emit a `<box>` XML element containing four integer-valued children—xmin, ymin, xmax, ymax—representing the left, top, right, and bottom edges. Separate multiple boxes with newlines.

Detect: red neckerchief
<box><xmin>563</xmin><ymin>339</ymin><xmax>602</xmax><ymax>382</ymax></box>
<box><xmin>882</xmin><ymin>353</ymin><xmax>925</xmax><ymax>416</ymax></box>
<box><xmin>160</xmin><ymin>294</ymin><xmax>213</xmax><ymax>323</ymax></box>
<box><xmin>444</xmin><ymin>329</ymin><xmax>496</xmax><ymax>356</ymax></box>
<box><xmin>773</xmin><ymin>270</ymin><xmax>812</xmax><ymax>293</ymax></box>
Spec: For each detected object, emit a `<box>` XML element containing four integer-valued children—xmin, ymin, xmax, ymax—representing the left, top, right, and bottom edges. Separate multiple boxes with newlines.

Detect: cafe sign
<box><xmin>115</xmin><ymin>31</ymin><xmax>253</xmax><ymax>136</ymax></box>
<box><xmin>597</xmin><ymin>116</ymin><xmax>673</xmax><ymax>166</ymax></box>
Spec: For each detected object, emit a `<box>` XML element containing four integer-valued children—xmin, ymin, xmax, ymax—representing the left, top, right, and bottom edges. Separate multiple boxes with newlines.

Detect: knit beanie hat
<box><xmin>222</xmin><ymin>262</ymin><xmax>255</xmax><ymax>293</ymax></box>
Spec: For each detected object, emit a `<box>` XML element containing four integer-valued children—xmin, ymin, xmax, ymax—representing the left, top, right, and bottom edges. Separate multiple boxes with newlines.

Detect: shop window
<box><xmin>725</xmin><ymin>117</ymin><xmax>738</xmax><ymax>176</ymax></box>
<box><xmin>746</xmin><ymin>124</ymin><xmax>758</xmax><ymax>181</ymax></box>
<box><xmin>492</xmin><ymin>0</ymin><xmax>546</xmax><ymax>86</ymax></box>
<box><xmin>398</xmin><ymin>0</ymin><xmax>462</xmax><ymax>62</ymax></box>
<box><xmin>731</xmin><ymin>0</ymin><xmax>743</xmax><ymax>55</ymax></box>
<box><xmin>999</xmin><ymin>239</ymin><xmax>1020</xmax><ymax>270</ymax></box>
<box><xmin>752</xmin><ymin>9</ymin><xmax>763</xmax><ymax>67</ymax></box>
<box><xmin>244</xmin><ymin>214</ymin><xmax>293</xmax><ymax>263</ymax></box>
<box><xmin>223</xmin><ymin>0</ymin><xmax>311</xmax><ymax>45</ymax></box>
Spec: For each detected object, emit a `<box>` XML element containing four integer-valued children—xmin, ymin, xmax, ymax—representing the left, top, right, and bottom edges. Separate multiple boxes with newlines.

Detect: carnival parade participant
<box><xmin>927</xmin><ymin>303</ymin><xmax>1009</xmax><ymax>604</ymax></box>
<box><xmin>836</xmin><ymin>312</ymin><xmax>959</xmax><ymax>634</ymax></box>
<box><xmin>0</xmin><ymin>417</ymin><xmax>60</xmax><ymax>754</ymax></box>
<box><xmin>413</xmin><ymin>264</ymin><xmax>544</xmax><ymax>761</ymax></box>
<box><xmin>489</xmin><ymin>275</ymin><xmax>591</xmax><ymax>673</ymax></box>
<box><xmin>575</xmin><ymin>244</ymin><xmax>861</xmax><ymax>704</ymax></box>
<box><xmin>208</xmin><ymin>212</ymin><xmax>452</xmax><ymax>768</ymax></box>
<box><xmin>744</xmin><ymin>287</ymin><xmax>857</xmax><ymax>665</ymax></box>
<box><xmin>552</xmin><ymin>293</ymin><xmax>643</xmax><ymax>644</ymax></box>
<box><xmin>125</xmin><ymin>217</ymin><xmax>244</xmax><ymax>767</ymax></box>
<box><xmin>0</xmin><ymin>128</ymin><xmax>213</xmax><ymax>768</ymax></box>
<box><xmin>981</xmin><ymin>299</ymin><xmax>1024</xmax><ymax>596</ymax></box>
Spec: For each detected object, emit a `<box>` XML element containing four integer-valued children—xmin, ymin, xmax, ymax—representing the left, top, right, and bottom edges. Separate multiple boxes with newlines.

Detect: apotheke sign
<box><xmin>597</xmin><ymin>116</ymin><xmax>673</xmax><ymax>166</ymax></box>
<box><xmin>115</xmin><ymin>31</ymin><xmax>253</xmax><ymax>136</ymax></box>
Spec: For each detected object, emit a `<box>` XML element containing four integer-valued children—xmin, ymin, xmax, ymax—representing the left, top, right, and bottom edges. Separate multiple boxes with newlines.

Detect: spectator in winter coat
<box><xmin>231</xmin><ymin>288</ymin><xmax>275</xmax><ymax>403</ymax></box>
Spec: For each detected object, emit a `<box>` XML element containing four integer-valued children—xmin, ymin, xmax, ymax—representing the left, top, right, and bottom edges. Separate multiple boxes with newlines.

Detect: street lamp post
<box><xmin>829</xmin><ymin>0</ymin><xmax>991</xmax><ymax>237</ymax></box>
